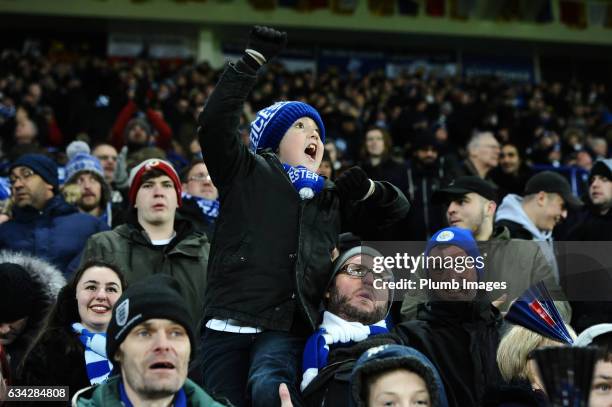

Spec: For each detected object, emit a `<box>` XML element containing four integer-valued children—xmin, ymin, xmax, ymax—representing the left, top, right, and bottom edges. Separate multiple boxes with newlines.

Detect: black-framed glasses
<box><xmin>9</xmin><ymin>168</ymin><xmax>35</xmax><ymax>185</ymax></box>
<box><xmin>339</xmin><ymin>263</ymin><xmax>393</xmax><ymax>282</ymax></box>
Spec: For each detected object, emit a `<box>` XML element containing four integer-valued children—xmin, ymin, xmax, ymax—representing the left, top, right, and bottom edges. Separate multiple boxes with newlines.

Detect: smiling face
<box><xmin>76</xmin><ymin>266</ymin><xmax>122</xmax><ymax>332</ymax></box>
<box><xmin>499</xmin><ymin>144</ymin><xmax>520</xmax><ymax>174</ymax></box>
<box><xmin>277</xmin><ymin>117</ymin><xmax>324</xmax><ymax>172</ymax></box>
<box><xmin>117</xmin><ymin>319</ymin><xmax>190</xmax><ymax>402</ymax></box>
<box><xmin>533</xmin><ymin>192</ymin><xmax>567</xmax><ymax>231</ymax></box>
<box><xmin>326</xmin><ymin>255</ymin><xmax>389</xmax><ymax>325</ymax></box>
<box><xmin>135</xmin><ymin>174</ymin><xmax>178</xmax><ymax>228</ymax></box>
<box><xmin>368</xmin><ymin>369</ymin><xmax>431</xmax><ymax>407</ymax></box>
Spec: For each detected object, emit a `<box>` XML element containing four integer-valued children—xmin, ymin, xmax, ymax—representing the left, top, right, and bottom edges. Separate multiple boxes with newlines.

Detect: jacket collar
<box><xmin>114</xmin><ymin>219</ymin><xmax>205</xmax><ymax>257</ymax></box>
<box><xmin>13</xmin><ymin>195</ymin><xmax>77</xmax><ymax>222</ymax></box>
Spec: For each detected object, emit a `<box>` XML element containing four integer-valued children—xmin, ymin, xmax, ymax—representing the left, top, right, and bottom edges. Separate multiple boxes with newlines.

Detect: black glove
<box><xmin>335</xmin><ymin>166</ymin><xmax>374</xmax><ymax>202</ymax></box>
<box><xmin>246</xmin><ymin>26</ymin><xmax>287</xmax><ymax>63</ymax></box>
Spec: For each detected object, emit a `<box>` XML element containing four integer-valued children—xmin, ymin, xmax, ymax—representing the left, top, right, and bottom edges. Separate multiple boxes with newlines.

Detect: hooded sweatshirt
<box><xmin>495</xmin><ymin>194</ymin><xmax>559</xmax><ymax>282</ymax></box>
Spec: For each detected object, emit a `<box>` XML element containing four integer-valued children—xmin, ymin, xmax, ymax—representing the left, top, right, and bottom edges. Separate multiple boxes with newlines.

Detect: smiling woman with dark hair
<box><xmin>17</xmin><ymin>259</ymin><xmax>127</xmax><ymax>399</ymax></box>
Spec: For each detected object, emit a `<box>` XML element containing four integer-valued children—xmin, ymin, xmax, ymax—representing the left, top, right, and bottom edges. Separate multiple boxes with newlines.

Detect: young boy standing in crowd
<box><xmin>197</xmin><ymin>26</ymin><xmax>410</xmax><ymax>407</ymax></box>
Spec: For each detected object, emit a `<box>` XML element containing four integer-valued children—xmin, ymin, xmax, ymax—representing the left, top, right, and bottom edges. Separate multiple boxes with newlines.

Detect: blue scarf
<box><xmin>282</xmin><ymin>164</ymin><xmax>325</xmax><ymax>199</ymax></box>
<box><xmin>72</xmin><ymin>323</ymin><xmax>113</xmax><ymax>384</ymax></box>
<box><xmin>301</xmin><ymin>311</ymin><xmax>388</xmax><ymax>390</ymax></box>
<box><xmin>119</xmin><ymin>380</ymin><xmax>187</xmax><ymax>407</ymax></box>
<box><xmin>182</xmin><ymin>192</ymin><xmax>220</xmax><ymax>222</ymax></box>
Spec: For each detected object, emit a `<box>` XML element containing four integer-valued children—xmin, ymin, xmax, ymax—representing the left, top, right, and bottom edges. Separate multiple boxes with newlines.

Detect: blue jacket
<box><xmin>0</xmin><ymin>195</ymin><xmax>109</xmax><ymax>275</ymax></box>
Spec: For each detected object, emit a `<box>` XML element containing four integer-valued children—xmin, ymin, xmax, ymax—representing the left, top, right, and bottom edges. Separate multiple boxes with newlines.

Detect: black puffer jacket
<box><xmin>0</xmin><ymin>251</ymin><xmax>65</xmax><ymax>379</ymax></box>
<box><xmin>197</xmin><ymin>63</ymin><xmax>410</xmax><ymax>333</ymax></box>
<box><xmin>394</xmin><ymin>300</ymin><xmax>503</xmax><ymax>407</ymax></box>
<box><xmin>17</xmin><ymin>327</ymin><xmax>90</xmax><ymax>401</ymax></box>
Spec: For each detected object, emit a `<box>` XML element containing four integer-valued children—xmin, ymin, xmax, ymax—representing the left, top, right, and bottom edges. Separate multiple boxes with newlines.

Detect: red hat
<box><xmin>128</xmin><ymin>159</ymin><xmax>182</xmax><ymax>207</ymax></box>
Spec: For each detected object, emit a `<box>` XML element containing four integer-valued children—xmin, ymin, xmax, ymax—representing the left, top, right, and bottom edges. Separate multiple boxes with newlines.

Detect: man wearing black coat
<box><xmin>394</xmin><ymin>227</ymin><xmax>503</xmax><ymax>407</ymax></box>
<box><xmin>561</xmin><ymin>159</ymin><xmax>612</xmax><ymax>332</ymax></box>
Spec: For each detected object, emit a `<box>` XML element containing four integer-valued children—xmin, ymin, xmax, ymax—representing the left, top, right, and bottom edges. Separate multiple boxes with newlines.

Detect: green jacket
<box><xmin>80</xmin><ymin>220</ymin><xmax>209</xmax><ymax>326</ymax></box>
<box><xmin>400</xmin><ymin>226</ymin><xmax>571</xmax><ymax>321</ymax></box>
<box><xmin>72</xmin><ymin>375</ymin><xmax>225</xmax><ymax>406</ymax></box>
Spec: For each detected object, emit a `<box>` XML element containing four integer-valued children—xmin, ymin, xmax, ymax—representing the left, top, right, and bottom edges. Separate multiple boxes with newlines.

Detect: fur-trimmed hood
<box><xmin>1</xmin><ymin>251</ymin><xmax>65</xmax><ymax>359</ymax></box>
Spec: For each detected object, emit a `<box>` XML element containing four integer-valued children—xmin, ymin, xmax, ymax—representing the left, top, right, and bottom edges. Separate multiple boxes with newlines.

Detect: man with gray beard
<box><xmin>300</xmin><ymin>246</ymin><xmax>397</xmax><ymax>407</ymax></box>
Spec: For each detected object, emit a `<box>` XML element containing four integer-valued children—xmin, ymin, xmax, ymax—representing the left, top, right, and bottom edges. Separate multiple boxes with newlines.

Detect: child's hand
<box><xmin>245</xmin><ymin>26</ymin><xmax>288</xmax><ymax>65</ymax></box>
<box><xmin>335</xmin><ymin>166</ymin><xmax>375</xmax><ymax>201</ymax></box>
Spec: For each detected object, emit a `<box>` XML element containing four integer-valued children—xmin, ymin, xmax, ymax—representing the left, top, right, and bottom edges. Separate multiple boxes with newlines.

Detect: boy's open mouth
<box><xmin>304</xmin><ymin>143</ymin><xmax>317</xmax><ymax>160</ymax></box>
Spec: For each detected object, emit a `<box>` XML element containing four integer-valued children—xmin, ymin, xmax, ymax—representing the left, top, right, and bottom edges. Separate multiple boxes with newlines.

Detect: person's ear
<box><xmin>486</xmin><ymin>200</ymin><xmax>497</xmax><ymax>216</ymax></box>
<box><xmin>536</xmin><ymin>191</ymin><xmax>547</xmax><ymax>207</ymax></box>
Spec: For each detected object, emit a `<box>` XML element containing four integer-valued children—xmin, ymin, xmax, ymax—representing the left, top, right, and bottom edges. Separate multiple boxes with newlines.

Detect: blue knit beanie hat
<box><xmin>64</xmin><ymin>141</ymin><xmax>105</xmax><ymax>184</ymax></box>
<box><xmin>425</xmin><ymin>227</ymin><xmax>484</xmax><ymax>279</ymax></box>
<box><xmin>10</xmin><ymin>154</ymin><xmax>58</xmax><ymax>191</ymax></box>
<box><xmin>249</xmin><ymin>101</ymin><xmax>326</xmax><ymax>153</ymax></box>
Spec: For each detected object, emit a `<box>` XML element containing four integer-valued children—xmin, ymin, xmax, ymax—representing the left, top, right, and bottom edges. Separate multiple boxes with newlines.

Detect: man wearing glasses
<box><xmin>179</xmin><ymin>159</ymin><xmax>219</xmax><ymax>237</ymax></box>
<box><xmin>300</xmin><ymin>246</ymin><xmax>396</xmax><ymax>407</ymax></box>
<box><xmin>0</xmin><ymin>154</ymin><xmax>108</xmax><ymax>275</ymax></box>
<box><xmin>92</xmin><ymin>143</ymin><xmax>129</xmax><ymax>209</ymax></box>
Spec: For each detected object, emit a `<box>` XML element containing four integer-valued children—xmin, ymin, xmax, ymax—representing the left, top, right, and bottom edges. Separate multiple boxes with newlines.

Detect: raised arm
<box><xmin>197</xmin><ymin>26</ymin><xmax>287</xmax><ymax>188</ymax></box>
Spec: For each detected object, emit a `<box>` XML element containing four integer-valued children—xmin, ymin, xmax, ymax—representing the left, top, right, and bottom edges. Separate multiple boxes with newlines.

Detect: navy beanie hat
<box><xmin>10</xmin><ymin>154</ymin><xmax>59</xmax><ymax>191</ymax></box>
<box><xmin>106</xmin><ymin>274</ymin><xmax>196</xmax><ymax>363</ymax></box>
<box><xmin>249</xmin><ymin>101</ymin><xmax>326</xmax><ymax>153</ymax></box>
<box><xmin>350</xmin><ymin>344</ymin><xmax>449</xmax><ymax>407</ymax></box>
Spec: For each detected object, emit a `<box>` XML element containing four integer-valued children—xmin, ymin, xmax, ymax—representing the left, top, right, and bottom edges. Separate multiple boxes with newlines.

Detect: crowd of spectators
<box><xmin>0</xmin><ymin>27</ymin><xmax>612</xmax><ymax>406</ymax></box>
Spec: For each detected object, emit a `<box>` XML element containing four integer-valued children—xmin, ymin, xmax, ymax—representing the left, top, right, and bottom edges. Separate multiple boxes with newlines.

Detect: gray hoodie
<box><xmin>495</xmin><ymin>194</ymin><xmax>559</xmax><ymax>282</ymax></box>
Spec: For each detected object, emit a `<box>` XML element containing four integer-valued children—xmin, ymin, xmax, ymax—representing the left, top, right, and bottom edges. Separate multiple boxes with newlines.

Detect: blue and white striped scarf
<box><xmin>300</xmin><ymin>311</ymin><xmax>388</xmax><ymax>390</ymax></box>
<box><xmin>72</xmin><ymin>323</ymin><xmax>113</xmax><ymax>385</ymax></box>
<box><xmin>182</xmin><ymin>192</ymin><xmax>220</xmax><ymax>222</ymax></box>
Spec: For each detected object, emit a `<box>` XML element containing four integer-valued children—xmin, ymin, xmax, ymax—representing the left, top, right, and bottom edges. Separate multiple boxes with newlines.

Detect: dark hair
<box><xmin>19</xmin><ymin>260</ymin><xmax>127</xmax><ymax>366</ymax></box>
<box><xmin>593</xmin><ymin>332</ymin><xmax>612</xmax><ymax>362</ymax></box>
<box><xmin>140</xmin><ymin>167</ymin><xmax>169</xmax><ymax>185</ymax></box>
<box><xmin>500</xmin><ymin>142</ymin><xmax>525</xmax><ymax>164</ymax></box>
<box><xmin>320</xmin><ymin>151</ymin><xmax>335</xmax><ymax>180</ymax></box>
<box><xmin>180</xmin><ymin>159</ymin><xmax>205</xmax><ymax>183</ymax></box>
<box><xmin>361</xmin><ymin>365</ymin><xmax>431</xmax><ymax>406</ymax></box>
<box><xmin>361</xmin><ymin>126</ymin><xmax>393</xmax><ymax>161</ymax></box>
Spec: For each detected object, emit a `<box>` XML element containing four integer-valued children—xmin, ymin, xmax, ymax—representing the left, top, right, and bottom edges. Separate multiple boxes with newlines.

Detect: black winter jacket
<box><xmin>197</xmin><ymin>63</ymin><xmax>410</xmax><ymax>333</ymax></box>
<box><xmin>394</xmin><ymin>300</ymin><xmax>503</xmax><ymax>407</ymax></box>
<box><xmin>18</xmin><ymin>327</ymin><xmax>90</xmax><ymax>401</ymax></box>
